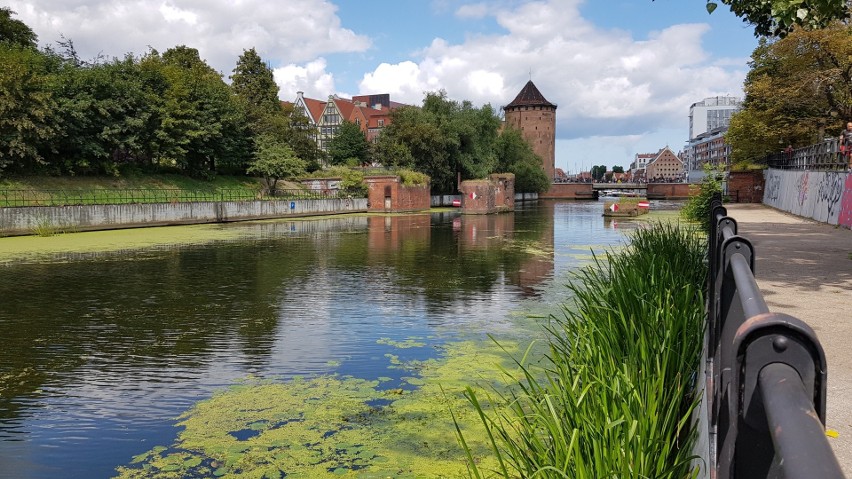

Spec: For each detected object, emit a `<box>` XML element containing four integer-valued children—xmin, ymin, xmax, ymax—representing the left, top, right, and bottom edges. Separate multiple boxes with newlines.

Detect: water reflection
<box><xmin>0</xmin><ymin>201</ymin><xmax>632</xmax><ymax>479</ymax></box>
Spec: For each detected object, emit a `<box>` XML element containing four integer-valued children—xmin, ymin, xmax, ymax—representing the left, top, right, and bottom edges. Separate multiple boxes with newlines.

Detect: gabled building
<box><xmin>288</xmin><ymin>91</ymin><xmax>407</xmax><ymax>157</ymax></box>
<box><xmin>646</xmin><ymin>147</ymin><xmax>685</xmax><ymax>181</ymax></box>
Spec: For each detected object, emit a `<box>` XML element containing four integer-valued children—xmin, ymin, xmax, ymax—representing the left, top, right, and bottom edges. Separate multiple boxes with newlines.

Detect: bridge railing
<box><xmin>701</xmin><ymin>193</ymin><xmax>844</xmax><ymax>478</ymax></box>
<box><xmin>766</xmin><ymin>138</ymin><xmax>848</xmax><ymax>170</ymax></box>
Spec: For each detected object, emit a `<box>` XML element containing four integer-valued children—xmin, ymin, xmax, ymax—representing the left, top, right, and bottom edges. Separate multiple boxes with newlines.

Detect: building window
<box><xmin>378</xmin><ymin>119</ymin><xmax>384</xmax><ymax>127</ymax></box>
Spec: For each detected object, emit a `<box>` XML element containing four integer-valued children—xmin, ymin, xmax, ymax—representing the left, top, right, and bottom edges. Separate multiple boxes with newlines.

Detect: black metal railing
<box><xmin>703</xmin><ymin>193</ymin><xmax>844</xmax><ymax>478</ymax></box>
<box><xmin>766</xmin><ymin>138</ymin><xmax>849</xmax><ymax>170</ymax></box>
<box><xmin>0</xmin><ymin>188</ymin><xmax>355</xmax><ymax>208</ymax></box>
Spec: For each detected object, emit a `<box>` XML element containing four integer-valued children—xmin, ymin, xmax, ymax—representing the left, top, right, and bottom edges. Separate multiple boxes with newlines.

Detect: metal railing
<box><xmin>766</xmin><ymin>138</ymin><xmax>849</xmax><ymax>170</ymax></box>
<box><xmin>703</xmin><ymin>193</ymin><xmax>844</xmax><ymax>478</ymax></box>
<box><xmin>0</xmin><ymin>188</ymin><xmax>355</xmax><ymax>208</ymax></box>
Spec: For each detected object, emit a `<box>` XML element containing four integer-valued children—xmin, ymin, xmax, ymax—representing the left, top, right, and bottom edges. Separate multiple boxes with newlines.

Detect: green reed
<box><xmin>460</xmin><ymin>222</ymin><xmax>707</xmax><ymax>478</ymax></box>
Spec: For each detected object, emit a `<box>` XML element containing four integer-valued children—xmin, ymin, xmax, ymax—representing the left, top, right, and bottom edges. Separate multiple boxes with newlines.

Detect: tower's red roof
<box><xmin>504</xmin><ymin>80</ymin><xmax>556</xmax><ymax>109</ymax></box>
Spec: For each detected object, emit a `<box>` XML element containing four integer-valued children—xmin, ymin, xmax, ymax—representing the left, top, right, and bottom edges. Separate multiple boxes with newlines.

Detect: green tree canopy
<box><xmin>0</xmin><ymin>7</ymin><xmax>37</xmax><ymax>48</ymax></box>
<box><xmin>726</xmin><ymin>22</ymin><xmax>852</xmax><ymax>166</ymax></box>
<box><xmin>230</xmin><ymin>47</ymin><xmax>282</xmax><ymax>131</ymax></box>
<box><xmin>0</xmin><ymin>45</ymin><xmax>56</xmax><ymax>175</ymax></box>
<box><xmin>664</xmin><ymin>0</ymin><xmax>851</xmax><ymax>37</ymax></box>
<box><xmin>612</xmin><ymin>165</ymin><xmax>625</xmax><ymax>173</ymax></box>
<box><xmin>247</xmin><ymin>134</ymin><xmax>306</xmax><ymax>192</ymax></box>
<box><xmin>494</xmin><ymin>127</ymin><xmax>549</xmax><ymax>193</ymax></box>
<box><xmin>327</xmin><ymin>120</ymin><xmax>370</xmax><ymax>166</ymax></box>
<box><xmin>148</xmin><ymin>46</ymin><xmax>249</xmax><ymax>178</ymax></box>
<box><xmin>377</xmin><ymin>90</ymin><xmax>503</xmax><ymax>194</ymax></box>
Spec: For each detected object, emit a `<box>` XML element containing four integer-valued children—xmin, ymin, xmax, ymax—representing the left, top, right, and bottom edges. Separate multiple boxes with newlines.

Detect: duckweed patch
<box><xmin>115</xmin><ymin>338</ymin><xmax>540</xmax><ymax>478</ymax></box>
<box><xmin>376</xmin><ymin>337</ymin><xmax>427</xmax><ymax>349</ymax></box>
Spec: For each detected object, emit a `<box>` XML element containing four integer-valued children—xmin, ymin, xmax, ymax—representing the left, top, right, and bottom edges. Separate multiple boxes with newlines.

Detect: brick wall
<box><xmin>727</xmin><ymin>171</ymin><xmax>765</xmax><ymax>203</ymax></box>
<box><xmin>459</xmin><ymin>174</ymin><xmax>515</xmax><ymax>214</ymax></box>
<box><xmin>364</xmin><ymin>176</ymin><xmax>430</xmax><ymax>212</ymax></box>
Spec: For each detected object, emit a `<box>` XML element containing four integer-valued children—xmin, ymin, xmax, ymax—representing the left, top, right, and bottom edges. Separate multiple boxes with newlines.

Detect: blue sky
<box><xmin>10</xmin><ymin>0</ymin><xmax>759</xmax><ymax>173</ymax></box>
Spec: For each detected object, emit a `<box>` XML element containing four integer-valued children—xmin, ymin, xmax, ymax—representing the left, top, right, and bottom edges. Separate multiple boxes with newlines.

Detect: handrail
<box><xmin>0</xmin><ymin>188</ymin><xmax>357</xmax><ymax>208</ymax></box>
<box><xmin>703</xmin><ymin>192</ymin><xmax>845</xmax><ymax>478</ymax></box>
<box><xmin>765</xmin><ymin>138</ymin><xmax>848</xmax><ymax>170</ymax></box>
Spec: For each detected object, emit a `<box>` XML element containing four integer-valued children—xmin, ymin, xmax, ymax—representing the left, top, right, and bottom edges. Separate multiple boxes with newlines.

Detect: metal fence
<box><xmin>766</xmin><ymin>138</ymin><xmax>849</xmax><ymax>170</ymax></box>
<box><xmin>703</xmin><ymin>194</ymin><xmax>844</xmax><ymax>478</ymax></box>
<box><xmin>0</xmin><ymin>188</ymin><xmax>356</xmax><ymax>208</ymax></box>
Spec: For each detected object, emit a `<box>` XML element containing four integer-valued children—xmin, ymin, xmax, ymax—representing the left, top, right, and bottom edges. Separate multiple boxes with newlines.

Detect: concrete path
<box><xmin>725</xmin><ymin>204</ymin><xmax>852</xmax><ymax>475</ymax></box>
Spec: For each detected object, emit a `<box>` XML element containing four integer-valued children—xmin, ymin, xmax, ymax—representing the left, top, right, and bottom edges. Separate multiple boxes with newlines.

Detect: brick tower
<box><xmin>503</xmin><ymin>81</ymin><xmax>557</xmax><ymax>181</ymax></box>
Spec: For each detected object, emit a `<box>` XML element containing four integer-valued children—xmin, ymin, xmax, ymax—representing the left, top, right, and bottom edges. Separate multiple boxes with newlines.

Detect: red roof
<box><xmin>504</xmin><ymin>80</ymin><xmax>556</xmax><ymax>109</ymax></box>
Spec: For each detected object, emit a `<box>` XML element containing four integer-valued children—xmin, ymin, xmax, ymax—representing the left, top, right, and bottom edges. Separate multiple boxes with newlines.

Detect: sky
<box><xmin>7</xmin><ymin>0</ymin><xmax>759</xmax><ymax>173</ymax></box>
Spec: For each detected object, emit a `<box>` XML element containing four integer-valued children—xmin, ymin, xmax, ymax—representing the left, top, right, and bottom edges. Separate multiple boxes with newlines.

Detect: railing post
<box><xmin>728</xmin><ymin>313</ymin><xmax>842</xmax><ymax>478</ymax></box>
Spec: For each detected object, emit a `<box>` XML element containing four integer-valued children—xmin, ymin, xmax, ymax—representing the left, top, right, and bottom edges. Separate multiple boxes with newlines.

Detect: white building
<box><xmin>689</xmin><ymin>96</ymin><xmax>741</xmax><ymax>140</ymax></box>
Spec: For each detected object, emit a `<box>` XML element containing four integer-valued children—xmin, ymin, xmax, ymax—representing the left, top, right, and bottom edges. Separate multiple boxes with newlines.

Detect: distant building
<box><xmin>684</xmin><ymin>126</ymin><xmax>732</xmax><ymax>171</ymax></box>
<box><xmin>503</xmin><ymin>80</ymin><xmax>557</xmax><ymax>181</ymax></box>
<box><xmin>646</xmin><ymin>147</ymin><xmax>685</xmax><ymax>181</ymax></box>
<box><xmin>689</xmin><ymin>96</ymin><xmax>741</xmax><ymax>140</ymax></box>
<box><xmin>288</xmin><ymin>92</ymin><xmax>407</xmax><ymax>157</ymax></box>
<box><xmin>630</xmin><ymin>152</ymin><xmax>657</xmax><ymax>177</ymax></box>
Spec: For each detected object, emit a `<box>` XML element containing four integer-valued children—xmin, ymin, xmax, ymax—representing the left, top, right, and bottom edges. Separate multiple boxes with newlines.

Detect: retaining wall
<box><xmin>0</xmin><ymin>198</ymin><xmax>368</xmax><ymax>236</ymax></box>
<box><xmin>763</xmin><ymin>169</ymin><xmax>852</xmax><ymax>228</ymax></box>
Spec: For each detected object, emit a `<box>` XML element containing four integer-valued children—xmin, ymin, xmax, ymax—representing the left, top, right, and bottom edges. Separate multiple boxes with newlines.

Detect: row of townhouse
<box><xmin>287</xmin><ymin>92</ymin><xmax>408</xmax><ymax>154</ymax></box>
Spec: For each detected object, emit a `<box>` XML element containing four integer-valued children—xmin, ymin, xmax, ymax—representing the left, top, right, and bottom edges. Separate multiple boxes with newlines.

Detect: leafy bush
<box><xmin>397</xmin><ymin>169</ymin><xmax>429</xmax><ymax>187</ymax></box>
<box><xmin>681</xmin><ymin>164</ymin><xmax>723</xmax><ymax>232</ymax></box>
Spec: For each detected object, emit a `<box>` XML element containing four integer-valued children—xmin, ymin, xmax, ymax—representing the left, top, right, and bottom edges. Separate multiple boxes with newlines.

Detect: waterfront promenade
<box><xmin>725</xmin><ymin>203</ymin><xmax>852</xmax><ymax>474</ymax></box>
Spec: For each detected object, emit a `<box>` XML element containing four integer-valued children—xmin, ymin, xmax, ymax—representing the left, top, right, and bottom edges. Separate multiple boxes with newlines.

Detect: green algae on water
<box><xmin>114</xmin><ymin>338</ymin><xmax>534</xmax><ymax>478</ymax></box>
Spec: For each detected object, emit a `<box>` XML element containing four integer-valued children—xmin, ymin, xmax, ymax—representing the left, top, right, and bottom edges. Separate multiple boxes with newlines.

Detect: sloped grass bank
<box><xmin>463</xmin><ymin>222</ymin><xmax>706</xmax><ymax>478</ymax></box>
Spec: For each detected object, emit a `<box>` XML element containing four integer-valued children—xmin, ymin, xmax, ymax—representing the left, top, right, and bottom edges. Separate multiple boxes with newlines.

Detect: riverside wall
<box><xmin>762</xmin><ymin>169</ymin><xmax>852</xmax><ymax>228</ymax></box>
<box><xmin>0</xmin><ymin>198</ymin><xmax>368</xmax><ymax>236</ymax></box>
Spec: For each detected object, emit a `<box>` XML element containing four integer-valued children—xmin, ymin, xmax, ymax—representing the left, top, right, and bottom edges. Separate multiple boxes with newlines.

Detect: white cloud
<box><xmin>8</xmin><ymin>0</ymin><xmax>371</xmax><ymax>75</ymax></box>
<box><xmin>357</xmin><ymin>0</ymin><xmax>745</xmax><ymax>144</ymax></box>
<box><xmin>455</xmin><ymin>2</ymin><xmax>489</xmax><ymax>19</ymax></box>
<box><xmin>273</xmin><ymin>58</ymin><xmax>336</xmax><ymax>101</ymax></box>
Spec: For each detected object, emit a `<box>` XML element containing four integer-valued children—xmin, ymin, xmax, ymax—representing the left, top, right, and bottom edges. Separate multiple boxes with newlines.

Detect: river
<box><xmin>0</xmin><ymin>200</ymin><xmax>667</xmax><ymax>478</ymax></box>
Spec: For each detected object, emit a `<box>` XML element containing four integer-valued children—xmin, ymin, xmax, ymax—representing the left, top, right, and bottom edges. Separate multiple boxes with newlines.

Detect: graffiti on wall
<box><xmin>796</xmin><ymin>172</ymin><xmax>809</xmax><ymax>207</ymax></box>
<box><xmin>840</xmin><ymin>175</ymin><xmax>852</xmax><ymax>229</ymax></box>
<box><xmin>765</xmin><ymin>174</ymin><xmax>782</xmax><ymax>203</ymax></box>
<box><xmin>815</xmin><ymin>172</ymin><xmax>844</xmax><ymax>219</ymax></box>
<box><xmin>763</xmin><ymin>169</ymin><xmax>852</xmax><ymax>228</ymax></box>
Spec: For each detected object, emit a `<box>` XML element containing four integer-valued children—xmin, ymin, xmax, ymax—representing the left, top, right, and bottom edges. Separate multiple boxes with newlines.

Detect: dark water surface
<box><xmin>0</xmin><ymin>201</ymin><xmax>644</xmax><ymax>478</ymax></box>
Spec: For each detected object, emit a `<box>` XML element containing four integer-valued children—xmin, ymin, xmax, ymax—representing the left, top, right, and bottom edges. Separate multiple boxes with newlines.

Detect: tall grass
<box><xmin>460</xmin><ymin>222</ymin><xmax>706</xmax><ymax>478</ymax></box>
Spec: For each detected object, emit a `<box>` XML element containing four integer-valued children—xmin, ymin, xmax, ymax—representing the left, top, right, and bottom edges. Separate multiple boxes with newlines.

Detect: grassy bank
<box><xmin>0</xmin><ymin>174</ymin><xmax>273</xmax><ymax>207</ymax></box>
<box><xmin>462</xmin><ymin>222</ymin><xmax>706</xmax><ymax>478</ymax></box>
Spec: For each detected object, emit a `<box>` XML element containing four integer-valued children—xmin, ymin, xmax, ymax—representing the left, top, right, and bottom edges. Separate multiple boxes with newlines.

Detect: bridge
<box><xmin>541</xmin><ymin>181</ymin><xmax>692</xmax><ymax>200</ymax></box>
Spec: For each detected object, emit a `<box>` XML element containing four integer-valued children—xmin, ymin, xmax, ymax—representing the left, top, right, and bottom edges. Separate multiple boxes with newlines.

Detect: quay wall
<box><xmin>762</xmin><ymin>169</ymin><xmax>852</xmax><ymax>228</ymax></box>
<box><xmin>0</xmin><ymin>198</ymin><xmax>367</xmax><ymax>236</ymax></box>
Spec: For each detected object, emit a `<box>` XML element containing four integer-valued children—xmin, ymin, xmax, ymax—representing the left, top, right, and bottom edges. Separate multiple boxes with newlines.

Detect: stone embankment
<box><xmin>0</xmin><ymin>198</ymin><xmax>367</xmax><ymax>236</ymax></box>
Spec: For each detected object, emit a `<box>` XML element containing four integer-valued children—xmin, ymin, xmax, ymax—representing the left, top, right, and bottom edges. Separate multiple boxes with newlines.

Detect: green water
<box><xmin>0</xmin><ymin>201</ymin><xmax>652</xmax><ymax>478</ymax></box>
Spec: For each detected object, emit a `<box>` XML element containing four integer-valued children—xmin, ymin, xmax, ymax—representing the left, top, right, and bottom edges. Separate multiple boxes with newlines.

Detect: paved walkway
<box><xmin>725</xmin><ymin>204</ymin><xmax>852</xmax><ymax>475</ymax></box>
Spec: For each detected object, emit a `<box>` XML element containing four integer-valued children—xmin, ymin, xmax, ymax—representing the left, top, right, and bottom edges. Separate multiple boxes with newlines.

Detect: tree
<box><xmin>0</xmin><ymin>45</ymin><xmax>57</xmax><ymax>175</ymax></box>
<box><xmin>247</xmin><ymin>135</ymin><xmax>306</xmax><ymax>192</ymax></box>
<box><xmin>591</xmin><ymin>165</ymin><xmax>608</xmax><ymax>181</ymax></box>
<box><xmin>659</xmin><ymin>0</ymin><xmax>851</xmax><ymax>37</ymax></box>
<box><xmin>0</xmin><ymin>7</ymin><xmax>37</xmax><ymax>48</ymax></box>
<box><xmin>726</xmin><ymin>22</ymin><xmax>852</xmax><ymax>166</ymax></box>
<box><xmin>327</xmin><ymin>120</ymin><xmax>369</xmax><ymax>166</ymax></box>
<box><xmin>612</xmin><ymin>165</ymin><xmax>625</xmax><ymax>173</ymax></box>
<box><xmin>149</xmin><ymin>46</ymin><xmax>248</xmax><ymax>178</ymax></box>
<box><xmin>230</xmin><ymin>48</ymin><xmax>280</xmax><ymax>115</ymax></box>
<box><xmin>377</xmin><ymin>90</ymin><xmax>503</xmax><ymax>194</ymax></box>
<box><xmin>47</xmin><ymin>54</ymin><xmax>167</xmax><ymax>175</ymax></box>
<box><xmin>494</xmin><ymin>127</ymin><xmax>549</xmax><ymax>193</ymax></box>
